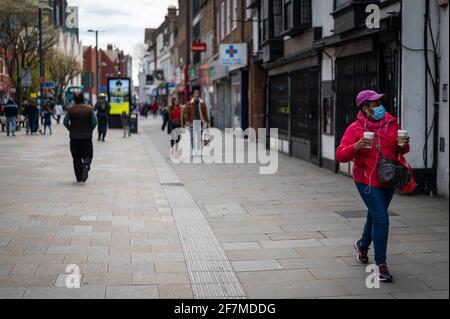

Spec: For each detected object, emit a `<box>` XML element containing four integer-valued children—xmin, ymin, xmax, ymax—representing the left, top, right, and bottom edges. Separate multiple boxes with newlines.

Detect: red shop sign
<box><xmin>192</xmin><ymin>42</ymin><xmax>207</xmax><ymax>53</ymax></box>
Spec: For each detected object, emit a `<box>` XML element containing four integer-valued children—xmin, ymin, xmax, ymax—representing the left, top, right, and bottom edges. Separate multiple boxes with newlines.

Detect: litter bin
<box><xmin>129</xmin><ymin>112</ymin><xmax>138</xmax><ymax>134</ymax></box>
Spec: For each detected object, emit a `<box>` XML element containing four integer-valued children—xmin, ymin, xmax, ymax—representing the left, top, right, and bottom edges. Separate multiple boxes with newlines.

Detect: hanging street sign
<box><xmin>20</xmin><ymin>69</ymin><xmax>32</xmax><ymax>88</ymax></box>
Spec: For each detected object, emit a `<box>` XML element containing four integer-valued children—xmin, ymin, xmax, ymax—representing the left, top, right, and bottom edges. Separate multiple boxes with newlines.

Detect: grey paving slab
<box><xmin>322</xmin><ymin>294</ymin><xmax>395</xmax><ymax>299</ymax></box>
<box><xmin>23</xmin><ymin>286</ymin><xmax>106</xmax><ymax>299</ymax></box>
<box><xmin>279</xmin><ymin>258</ymin><xmax>348</xmax><ymax>270</ymax></box>
<box><xmin>106</xmin><ymin>285</ymin><xmax>159</xmax><ymax>299</ymax></box>
<box><xmin>237</xmin><ymin>269</ymin><xmax>315</xmax><ymax>283</ymax></box>
<box><xmin>259</xmin><ymin>239</ymin><xmax>323</xmax><ymax>249</ymax></box>
<box><xmin>222</xmin><ymin>242</ymin><xmax>262</xmax><ymax>250</ymax></box>
<box><xmin>338</xmin><ymin>276</ymin><xmax>432</xmax><ymax>296</ymax></box>
<box><xmin>0</xmin><ymin>265</ymin><xmax>14</xmax><ymax>276</ymax></box>
<box><xmin>0</xmin><ymin>287</ymin><xmax>26</xmax><ymax>299</ymax></box>
<box><xmin>392</xmin><ymin>290</ymin><xmax>449</xmax><ymax>299</ymax></box>
<box><xmin>231</xmin><ymin>260</ymin><xmax>283</xmax><ymax>272</ymax></box>
<box><xmin>242</xmin><ymin>279</ymin><xmax>351</xmax><ymax>299</ymax></box>
<box><xmin>403</xmin><ymin>252</ymin><xmax>449</xmax><ymax>264</ymax></box>
<box><xmin>225</xmin><ymin>248</ymin><xmax>300</xmax><ymax>261</ymax></box>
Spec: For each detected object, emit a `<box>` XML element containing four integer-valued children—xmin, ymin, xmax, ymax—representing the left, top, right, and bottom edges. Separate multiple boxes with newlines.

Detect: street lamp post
<box><xmin>87</xmin><ymin>29</ymin><xmax>99</xmax><ymax>100</ymax></box>
<box><xmin>38</xmin><ymin>4</ymin><xmax>53</xmax><ymax>106</ymax></box>
<box><xmin>38</xmin><ymin>7</ymin><xmax>43</xmax><ymax>106</ymax></box>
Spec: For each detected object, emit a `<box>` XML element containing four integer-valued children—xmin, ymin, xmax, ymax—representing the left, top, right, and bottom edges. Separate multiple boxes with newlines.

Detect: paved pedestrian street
<box><xmin>0</xmin><ymin>118</ymin><xmax>448</xmax><ymax>299</ymax></box>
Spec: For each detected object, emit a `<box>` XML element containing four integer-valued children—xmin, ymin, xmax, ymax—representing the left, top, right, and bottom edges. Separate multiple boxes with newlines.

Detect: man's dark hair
<box><xmin>73</xmin><ymin>92</ymin><xmax>84</xmax><ymax>104</ymax></box>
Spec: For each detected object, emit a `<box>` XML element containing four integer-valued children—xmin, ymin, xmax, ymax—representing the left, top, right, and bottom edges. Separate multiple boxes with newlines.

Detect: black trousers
<box><xmin>70</xmin><ymin>139</ymin><xmax>93</xmax><ymax>181</ymax></box>
<box><xmin>97</xmin><ymin>117</ymin><xmax>108</xmax><ymax>139</ymax></box>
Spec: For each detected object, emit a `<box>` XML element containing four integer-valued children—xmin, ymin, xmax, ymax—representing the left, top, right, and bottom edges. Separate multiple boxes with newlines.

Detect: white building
<box><xmin>402</xmin><ymin>0</ymin><xmax>449</xmax><ymax>198</ymax></box>
<box><xmin>54</xmin><ymin>29</ymin><xmax>83</xmax><ymax>87</ymax></box>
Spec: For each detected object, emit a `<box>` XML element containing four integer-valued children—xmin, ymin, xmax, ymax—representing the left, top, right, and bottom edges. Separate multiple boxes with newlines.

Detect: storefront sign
<box><xmin>192</xmin><ymin>42</ymin><xmax>207</xmax><ymax>52</ymax></box>
<box><xmin>220</xmin><ymin>43</ymin><xmax>247</xmax><ymax>67</ymax></box>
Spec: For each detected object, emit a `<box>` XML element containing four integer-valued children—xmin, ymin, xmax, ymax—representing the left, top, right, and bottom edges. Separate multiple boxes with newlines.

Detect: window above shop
<box><xmin>281</xmin><ymin>0</ymin><xmax>312</xmax><ymax>36</ymax></box>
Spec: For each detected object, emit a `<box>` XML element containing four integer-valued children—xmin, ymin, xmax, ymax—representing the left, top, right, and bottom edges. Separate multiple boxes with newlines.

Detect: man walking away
<box><xmin>29</xmin><ymin>100</ymin><xmax>39</xmax><ymax>135</ymax></box>
<box><xmin>64</xmin><ymin>92</ymin><xmax>97</xmax><ymax>183</ymax></box>
<box><xmin>94</xmin><ymin>93</ymin><xmax>110</xmax><ymax>142</ymax></box>
<box><xmin>4</xmin><ymin>98</ymin><xmax>19</xmax><ymax>137</ymax></box>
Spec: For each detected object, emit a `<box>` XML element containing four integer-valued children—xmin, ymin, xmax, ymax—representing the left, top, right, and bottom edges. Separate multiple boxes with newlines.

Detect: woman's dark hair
<box><xmin>73</xmin><ymin>92</ymin><xmax>84</xmax><ymax>104</ymax></box>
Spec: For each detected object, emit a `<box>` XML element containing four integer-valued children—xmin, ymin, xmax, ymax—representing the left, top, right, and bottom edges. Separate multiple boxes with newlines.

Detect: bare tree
<box><xmin>46</xmin><ymin>49</ymin><xmax>82</xmax><ymax>103</ymax></box>
<box><xmin>0</xmin><ymin>1</ymin><xmax>58</xmax><ymax>105</ymax></box>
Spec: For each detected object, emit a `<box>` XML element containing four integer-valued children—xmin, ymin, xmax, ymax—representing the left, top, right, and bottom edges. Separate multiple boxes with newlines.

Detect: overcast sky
<box><xmin>70</xmin><ymin>0</ymin><xmax>178</xmax><ymax>83</ymax></box>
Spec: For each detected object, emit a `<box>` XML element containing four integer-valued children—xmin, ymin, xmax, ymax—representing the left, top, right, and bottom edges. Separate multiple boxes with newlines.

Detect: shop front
<box><xmin>266</xmin><ymin>54</ymin><xmax>321</xmax><ymax>163</ymax></box>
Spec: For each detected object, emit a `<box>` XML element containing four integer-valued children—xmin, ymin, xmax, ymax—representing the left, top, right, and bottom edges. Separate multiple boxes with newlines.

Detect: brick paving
<box><xmin>0</xmin><ymin>118</ymin><xmax>448</xmax><ymax>299</ymax></box>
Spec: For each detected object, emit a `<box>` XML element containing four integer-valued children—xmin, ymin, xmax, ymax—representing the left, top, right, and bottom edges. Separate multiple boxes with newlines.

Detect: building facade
<box><xmin>248</xmin><ymin>0</ymin><xmax>448</xmax><ymax>198</ymax></box>
<box><xmin>82</xmin><ymin>44</ymin><xmax>132</xmax><ymax>104</ymax></box>
<box><xmin>144</xmin><ymin>0</ymin><xmax>449</xmax><ymax>197</ymax></box>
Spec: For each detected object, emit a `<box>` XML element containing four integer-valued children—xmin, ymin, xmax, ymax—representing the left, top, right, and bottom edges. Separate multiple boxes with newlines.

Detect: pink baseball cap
<box><xmin>356</xmin><ymin>90</ymin><xmax>386</xmax><ymax>108</ymax></box>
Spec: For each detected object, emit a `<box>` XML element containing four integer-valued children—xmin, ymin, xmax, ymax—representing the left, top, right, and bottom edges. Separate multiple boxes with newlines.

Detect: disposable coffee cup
<box><xmin>364</xmin><ymin>132</ymin><xmax>375</xmax><ymax>148</ymax></box>
<box><xmin>398</xmin><ymin>130</ymin><xmax>409</xmax><ymax>146</ymax></box>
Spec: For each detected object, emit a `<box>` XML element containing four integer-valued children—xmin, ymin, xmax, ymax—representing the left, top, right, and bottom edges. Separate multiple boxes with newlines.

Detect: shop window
<box><xmin>269</xmin><ymin>74</ymin><xmax>289</xmax><ymax>137</ymax></box>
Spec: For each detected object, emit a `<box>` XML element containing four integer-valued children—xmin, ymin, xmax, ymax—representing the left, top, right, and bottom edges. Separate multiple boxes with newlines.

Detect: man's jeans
<box><xmin>6</xmin><ymin>117</ymin><xmax>16</xmax><ymax>135</ymax></box>
<box><xmin>97</xmin><ymin>117</ymin><xmax>108</xmax><ymax>140</ymax></box>
<box><xmin>356</xmin><ymin>183</ymin><xmax>395</xmax><ymax>265</ymax></box>
<box><xmin>190</xmin><ymin>121</ymin><xmax>204</xmax><ymax>156</ymax></box>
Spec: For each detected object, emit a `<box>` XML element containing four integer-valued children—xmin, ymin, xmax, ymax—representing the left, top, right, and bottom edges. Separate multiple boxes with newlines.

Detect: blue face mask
<box><xmin>372</xmin><ymin>105</ymin><xmax>386</xmax><ymax>121</ymax></box>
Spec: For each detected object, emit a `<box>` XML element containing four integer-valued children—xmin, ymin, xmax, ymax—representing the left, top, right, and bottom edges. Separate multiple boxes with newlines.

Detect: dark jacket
<box><xmin>184</xmin><ymin>98</ymin><xmax>209</xmax><ymax>125</ymax></box>
<box><xmin>3</xmin><ymin>100</ymin><xmax>19</xmax><ymax>118</ymax></box>
<box><xmin>64</xmin><ymin>103</ymin><xmax>98</xmax><ymax>140</ymax></box>
<box><xmin>95</xmin><ymin>100</ymin><xmax>110</xmax><ymax>119</ymax></box>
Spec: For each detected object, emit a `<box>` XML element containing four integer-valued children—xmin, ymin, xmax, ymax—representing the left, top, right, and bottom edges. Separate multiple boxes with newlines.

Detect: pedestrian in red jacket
<box><xmin>336</xmin><ymin>90</ymin><xmax>411</xmax><ymax>283</ymax></box>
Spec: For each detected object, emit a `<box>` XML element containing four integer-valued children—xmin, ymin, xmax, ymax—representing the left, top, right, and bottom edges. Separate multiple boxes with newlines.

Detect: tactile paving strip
<box><xmin>141</xmin><ymin>130</ymin><xmax>246</xmax><ymax>299</ymax></box>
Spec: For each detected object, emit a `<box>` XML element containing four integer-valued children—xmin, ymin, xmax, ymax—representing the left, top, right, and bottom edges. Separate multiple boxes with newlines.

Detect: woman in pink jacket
<box><xmin>336</xmin><ymin>90</ymin><xmax>411</xmax><ymax>283</ymax></box>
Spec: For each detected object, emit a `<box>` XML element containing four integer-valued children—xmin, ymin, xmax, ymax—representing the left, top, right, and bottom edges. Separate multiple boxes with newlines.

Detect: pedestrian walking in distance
<box><xmin>95</xmin><ymin>93</ymin><xmax>110</xmax><ymax>142</ymax></box>
<box><xmin>121</xmin><ymin>111</ymin><xmax>131</xmax><ymax>138</ymax></box>
<box><xmin>336</xmin><ymin>90</ymin><xmax>413</xmax><ymax>283</ymax></box>
<box><xmin>29</xmin><ymin>100</ymin><xmax>39</xmax><ymax>135</ymax></box>
<box><xmin>54</xmin><ymin>101</ymin><xmax>64</xmax><ymax>125</ymax></box>
<box><xmin>64</xmin><ymin>92</ymin><xmax>97</xmax><ymax>183</ymax></box>
<box><xmin>43</xmin><ymin>106</ymin><xmax>53</xmax><ymax>135</ymax></box>
<box><xmin>185</xmin><ymin>89</ymin><xmax>210</xmax><ymax>156</ymax></box>
<box><xmin>3</xmin><ymin>98</ymin><xmax>19</xmax><ymax>137</ymax></box>
<box><xmin>167</xmin><ymin>97</ymin><xmax>183</xmax><ymax>157</ymax></box>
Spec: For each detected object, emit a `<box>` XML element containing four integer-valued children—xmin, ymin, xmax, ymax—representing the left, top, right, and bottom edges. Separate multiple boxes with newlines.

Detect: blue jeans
<box><xmin>355</xmin><ymin>183</ymin><xmax>395</xmax><ymax>265</ymax></box>
<box><xmin>6</xmin><ymin>117</ymin><xmax>16</xmax><ymax>135</ymax></box>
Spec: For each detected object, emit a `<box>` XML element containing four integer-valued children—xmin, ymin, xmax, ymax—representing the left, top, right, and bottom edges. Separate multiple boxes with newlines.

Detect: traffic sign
<box><xmin>20</xmin><ymin>69</ymin><xmax>32</xmax><ymax>87</ymax></box>
<box><xmin>43</xmin><ymin>81</ymin><xmax>56</xmax><ymax>89</ymax></box>
<box><xmin>39</xmin><ymin>76</ymin><xmax>45</xmax><ymax>84</ymax></box>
